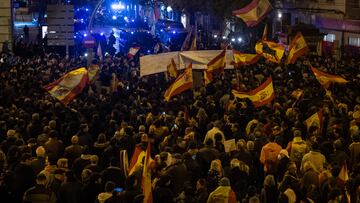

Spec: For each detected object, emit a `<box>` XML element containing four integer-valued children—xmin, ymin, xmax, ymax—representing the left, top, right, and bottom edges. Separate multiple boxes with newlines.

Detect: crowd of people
<box><xmin>0</xmin><ymin>38</ymin><xmax>359</xmax><ymax>203</ymax></box>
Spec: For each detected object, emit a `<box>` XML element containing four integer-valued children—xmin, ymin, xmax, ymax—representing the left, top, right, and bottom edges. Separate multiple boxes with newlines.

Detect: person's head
<box><xmin>90</xmin><ymin>155</ymin><xmax>98</xmax><ymax>165</ymax></box>
<box><xmin>247</xmin><ymin>140</ymin><xmax>254</xmax><ymax>151</ymax></box>
<box><xmin>214</xmin><ymin>133</ymin><xmax>222</xmax><ymax>142</ymax></box>
<box><xmin>213</xmin><ymin>120</ymin><xmax>223</xmax><ymax>129</ymax></box>
<box><xmin>48</xmin><ymin>120</ymin><xmax>56</xmax><ymax>129</ymax></box>
<box><xmin>293</xmin><ymin>130</ymin><xmax>301</xmax><ymax>138</ymax></box>
<box><xmin>57</xmin><ymin>158</ymin><xmax>68</xmax><ymax>169</ymax></box>
<box><xmin>210</xmin><ymin>159</ymin><xmax>222</xmax><ymax>173</ymax></box>
<box><xmin>219</xmin><ymin>177</ymin><xmax>230</xmax><ymax>186</ymax></box>
<box><xmin>32</xmin><ymin>113</ymin><xmax>40</xmax><ymax>121</ymax></box>
<box><xmin>81</xmin><ymin>169</ymin><xmax>92</xmax><ymax>183</ymax></box>
<box><xmin>20</xmin><ymin>153</ymin><xmax>32</xmax><ymax>165</ymax></box>
<box><xmin>333</xmin><ymin>139</ymin><xmax>343</xmax><ymax>151</ymax></box>
<box><xmin>263</xmin><ymin>175</ymin><xmax>275</xmax><ymax>188</ymax></box>
<box><xmin>138</xmin><ymin>125</ymin><xmax>146</xmax><ymax>133</ymax></box>
<box><xmin>231</xmin><ymin>123</ymin><xmax>239</xmax><ymax>132</ymax></box>
<box><xmin>205</xmin><ymin>138</ymin><xmax>213</xmax><ymax>147</ymax></box>
<box><xmin>288</xmin><ymin>162</ymin><xmax>297</xmax><ymax>174</ymax></box>
<box><xmin>36</xmin><ymin>173</ymin><xmax>47</xmax><ymax>185</ymax></box>
<box><xmin>105</xmin><ymin>181</ymin><xmax>115</xmax><ymax>193</ymax></box>
<box><xmin>80</xmin><ymin>123</ymin><xmax>89</xmax><ymax>132</ymax></box>
<box><xmin>97</xmin><ymin>133</ymin><xmax>106</xmax><ymax>143</ymax></box>
<box><xmin>36</xmin><ymin>146</ymin><xmax>46</xmax><ymax>158</ymax></box>
<box><xmin>47</xmin><ymin>153</ymin><xmax>58</xmax><ymax>166</ymax></box>
<box><xmin>48</xmin><ymin>130</ymin><xmax>58</xmax><ymax>139</ymax></box>
<box><xmin>71</xmin><ymin>135</ymin><xmax>79</xmax><ymax>145</ymax></box>
<box><xmin>196</xmin><ymin>178</ymin><xmax>206</xmax><ymax>190</ymax></box>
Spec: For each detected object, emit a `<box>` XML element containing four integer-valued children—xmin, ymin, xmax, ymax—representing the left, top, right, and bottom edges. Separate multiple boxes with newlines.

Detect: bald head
<box><xmin>71</xmin><ymin>135</ymin><xmax>79</xmax><ymax>144</ymax></box>
<box><xmin>36</xmin><ymin>146</ymin><xmax>46</xmax><ymax>157</ymax></box>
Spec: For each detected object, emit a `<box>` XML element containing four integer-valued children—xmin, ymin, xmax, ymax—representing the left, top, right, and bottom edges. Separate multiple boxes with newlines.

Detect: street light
<box><xmin>278</xmin><ymin>12</ymin><xmax>282</xmax><ymax>19</ymax></box>
<box><xmin>213</xmin><ymin>35</ymin><xmax>218</xmax><ymax>38</ymax></box>
<box><xmin>167</xmin><ymin>6</ymin><xmax>172</xmax><ymax>12</ymax></box>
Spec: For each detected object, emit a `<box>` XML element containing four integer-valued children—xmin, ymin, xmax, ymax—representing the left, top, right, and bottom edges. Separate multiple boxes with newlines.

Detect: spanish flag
<box><xmin>207</xmin><ymin>50</ymin><xmax>226</xmax><ymax>75</ymax></box>
<box><xmin>291</xmin><ymin>88</ymin><xmax>304</xmax><ymax>100</ymax></box>
<box><xmin>128</xmin><ymin>145</ymin><xmax>146</xmax><ymax>176</ymax></box>
<box><xmin>204</xmin><ymin>69</ymin><xmax>213</xmax><ymax>86</ymax></box>
<box><xmin>233</xmin><ymin>0</ymin><xmax>272</xmax><ymax>27</ymax></box>
<box><xmin>142</xmin><ymin>142</ymin><xmax>153</xmax><ymax>203</ymax></box>
<box><xmin>311</xmin><ymin>67</ymin><xmax>348</xmax><ymax>89</ymax></box>
<box><xmin>166</xmin><ymin>58</ymin><xmax>178</xmax><ymax>78</ymax></box>
<box><xmin>304</xmin><ymin>110</ymin><xmax>323</xmax><ymax>131</ymax></box>
<box><xmin>44</xmin><ymin>67</ymin><xmax>89</xmax><ymax>105</ymax></box>
<box><xmin>286</xmin><ymin>32</ymin><xmax>309</xmax><ymax>64</ymax></box>
<box><xmin>232</xmin><ymin>77</ymin><xmax>275</xmax><ymax>107</ymax></box>
<box><xmin>164</xmin><ymin>63</ymin><xmax>193</xmax><ymax>101</ymax></box>
<box><xmin>233</xmin><ymin>50</ymin><xmax>260</xmax><ymax>65</ymax></box>
<box><xmin>255</xmin><ymin>41</ymin><xmax>285</xmax><ymax>63</ymax></box>
<box><xmin>88</xmin><ymin>64</ymin><xmax>100</xmax><ymax>82</ymax></box>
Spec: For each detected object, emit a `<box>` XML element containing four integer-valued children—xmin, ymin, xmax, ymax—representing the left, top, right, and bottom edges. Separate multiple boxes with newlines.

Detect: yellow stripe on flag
<box><xmin>164</xmin><ymin>63</ymin><xmax>193</xmax><ymax>101</ymax></box>
<box><xmin>311</xmin><ymin>67</ymin><xmax>348</xmax><ymax>89</ymax></box>
<box><xmin>207</xmin><ymin>50</ymin><xmax>226</xmax><ymax>74</ymax></box>
<box><xmin>304</xmin><ymin>110</ymin><xmax>323</xmax><ymax>131</ymax></box>
<box><xmin>255</xmin><ymin>41</ymin><xmax>285</xmax><ymax>63</ymax></box>
<box><xmin>167</xmin><ymin>58</ymin><xmax>178</xmax><ymax>78</ymax></box>
<box><xmin>142</xmin><ymin>143</ymin><xmax>153</xmax><ymax>203</ymax></box>
<box><xmin>233</xmin><ymin>51</ymin><xmax>260</xmax><ymax>65</ymax></box>
<box><xmin>286</xmin><ymin>32</ymin><xmax>309</xmax><ymax>64</ymax></box>
<box><xmin>233</xmin><ymin>0</ymin><xmax>272</xmax><ymax>27</ymax></box>
<box><xmin>232</xmin><ymin>77</ymin><xmax>275</xmax><ymax>107</ymax></box>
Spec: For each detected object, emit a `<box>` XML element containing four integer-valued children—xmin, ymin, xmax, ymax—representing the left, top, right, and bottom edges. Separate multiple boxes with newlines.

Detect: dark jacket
<box><xmin>23</xmin><ymin>184</ymin><xmax>57</xmax><ymax>203</ymax></box>
<box><xmin>64</xmin><ymin>144</ymin><xmax>83</xmax><ymax>166</ymax></box>
<box><xmin>30</xmin><ymin>157</ymin><xmax>46</xmax><ymax>174</ymax></box>
<box><xmin>58</xmin><ymin>181</ymin><xmax>83</xmax><ymax>203</ymax></box>
<box><xmin>101</xmin><ymin>166</ymin><xmax>126</xmax><ymax>188</ymax></box>
<box><xmin>196</xmin><ymin>146</ymin><xmax>220</xmax><ymax>177</ymax></box>
<box><xmin>165</xmin><ymin>161</ymin><xmax>189</xmax><ymax>196</ymax></box>
<box><xmin>44</xmin><ymin>138</ymin><xmax>64</xmax><ymax>158</ymax></box>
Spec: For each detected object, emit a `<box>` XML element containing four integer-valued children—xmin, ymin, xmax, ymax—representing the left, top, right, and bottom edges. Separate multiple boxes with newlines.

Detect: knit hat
<box><xmin>219</xmin><ymin>177</ymin><xmax>230</xmax><ymax>186</ymax></box>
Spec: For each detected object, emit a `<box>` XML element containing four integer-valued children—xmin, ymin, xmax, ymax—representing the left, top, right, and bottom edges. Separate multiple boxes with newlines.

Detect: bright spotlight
<box><xmin>238</xmin><ymin>37</ymin><xmax>242</xmax><ymax>42</ymax></box>
<box><xmin>278</xmin><ymin>12</ymin><xmax>282</xmax><ymax>19</ymax></box>
<box><xmin>100</xmin><ymin>32</ymin><xmax>104</xmax><ymax>36</ymax></box>
<box><xmin>124</xmin><ymin>16</ymin><xmax>128</xmax><ymax>21</ymax></box>
<box><xmin>84</xmin><ymin>53</ymin><xmax>88</xmax><ymax>57</ymax></box>
<box><xmin>83</xmin><ymin>33</ymin><xmax>87</xmax><ymax>37</ymax></box>
<box><xmin>112</xmin><ymin>15</ymin><xmax>117</xmax><ymax>20</ymax></box>
<box><xmin>213</xmin><ymin>35</ymin><xmax>218</xmax><ymax>38</ymax></box>
<box><xmin>111</xmin><ymin>3</ymin><xmax>125</xmax><ymax>10</ymax></box>
<box><xmin>231</xmin><ymin>38</ymin><xmax>235</xmax><ymax>42</ymax></box>
<box><xmin>85</xmin><ymin>8</ymin><xmax>89</xmax><ymax>12</ymax></box>
<box><xmin>167</xmin><ymin>6</ymin><xmax>172</xmax><ymax>12</ymax></box>
<box><xmin>131</xmin><ymin>32</ymin><xmax>134</xmax><ymax>34</ymax></box>
<box><xmin>161</xmin><ymin>6</ymin><xmax>165</xmax><ymax>10</ymax></box>
<box><xmin>222</xmin><ymin>36</ymin><xmax>226</xmax><ymax>39</ymax></box>
<box><xmin>172</xmin><ymin>31</ymin><xmax>176</xmax><ymax>34</ymax></box>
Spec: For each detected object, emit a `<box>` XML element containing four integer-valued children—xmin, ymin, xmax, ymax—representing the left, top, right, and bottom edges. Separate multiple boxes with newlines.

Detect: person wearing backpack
<box><xmin>286</xmin><ymin>130</ymin><xmax>309</xmax><ymax>169</ymax></box>
<box><xmin>260</xmin><ymin>135</ymin><xmax>282</xmax><ymax>174</ymax></box>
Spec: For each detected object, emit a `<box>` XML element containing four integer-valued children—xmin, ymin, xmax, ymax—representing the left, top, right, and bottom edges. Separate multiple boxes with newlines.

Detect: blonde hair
<box><xmin>210</xmin><ymin>159</ymin><xmax>223</xmax><ymax>176</ymax></box>
<box><xmin>57</xmin><ymin>158</ymin><xmax>68</xmax><ymax>169</ymax></box>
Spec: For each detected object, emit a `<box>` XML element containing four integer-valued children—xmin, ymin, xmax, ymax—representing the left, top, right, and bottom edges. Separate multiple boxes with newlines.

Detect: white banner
<box><xmin>140</xmin><ymin>50</ymin><xmax>234</xmax><ymax>77</ymax></box>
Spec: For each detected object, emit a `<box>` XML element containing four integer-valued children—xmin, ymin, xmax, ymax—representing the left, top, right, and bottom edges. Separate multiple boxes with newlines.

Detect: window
<box><xmin>324</xmin><ymin>34</ymin><xmax>335</xmax><ymax>42</ymax></box>
<box><xmin>349</xmin><ymin>37</ymin><xmax>360</xmax><ymax>47</ymax></box>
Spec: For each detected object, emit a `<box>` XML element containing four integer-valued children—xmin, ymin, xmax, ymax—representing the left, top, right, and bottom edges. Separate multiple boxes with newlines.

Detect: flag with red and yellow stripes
<box><xmin>255</xmin><ymin>41</ymin><xmax>285</xmax><ymax>63</ymax></box>
<box><xmin>207</xmin><ymin>50</ymin><xmax>226</xmax><ymax>75</ymax></box>
<box><xmin>164</xmin><ymin>63</ymin><xmax>193</xmax><ymax>101</ymax></box>
<box><xmin>166</xmin><ymin>58</ymin><xmax>178</xmax><ymax>78</ymax></box>
<box><xmin>286</xmin><ymin>32</ymin><xmax>309</xmax><ymax>64</ymax></box>
<box><xmin>204</xmin><ymin>69</ymin><xmax>213</xmax><ymax>86</ymax></box>
<box><xmin>233</xmin><ymin>50</ymin><xmax>260</xmax><ymax>65</ymax></box>
<box><xmin>44</xmin><ymin>67</ymin><xmax>89</xmax><ymax>105</ymax></box>
<box><xmin>304</xmin><ymin>110</ymin><xmax>323</xmax><ymax>131</ymax></box>
<box><xmin>233</xmin><ymin>0</ymin><xmax>272</xmax><ymax>27</ymax></box>
<box><xmin>311</xmin><ymin>67</ymin><xmax>348</xmax><ymax>89</ymax></box>
<box><xmin>141</xmin><ymin>142</ymin><xmax>153</xmax><ymax>203</ymax></box>
<box><xmin>232</xmin><ymin>77</ymin><xmax>275</xmax><ymax>107</ymax></box>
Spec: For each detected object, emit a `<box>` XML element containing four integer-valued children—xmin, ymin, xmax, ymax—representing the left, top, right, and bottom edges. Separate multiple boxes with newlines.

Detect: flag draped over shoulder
<box><xmin>207</xmin><ymin>50</ymin><xmax>226</xmax><ymax>74</ymax></box>
<box><xmin>164</xmin><ymin>63</ymin><xmax>193</xmax><ymax>101</ymax></box>
<box><xmin>232</xmin><ymin>77</ymin><xmax>275</xmax><ymax>107</ymax></box>
<box><xmin>166</xmin><ymin>58</ymin><xmax>178</xmax><ymax>78</ymax></box>
<box><xmin>233</xmin><ymin>0</ymin><xmax>272</xmax><ymax>27</ymax></box>
<box><xmin>304</xmin><ymin>110</ymin><xmax>323</xmax><ymax>131</ymax></box>
<box><xmin>286</xmin><ymin>32</ymin><xmax>309</xmax><ymax>64</ymax></box>
<box><xmin>142</xmin><ymin>143</ymin><xmax>152</xmax><ymax>203</ymax></box>
<box><xmin>233</xmin><ymin>50</ymin><xmax>260</xmax><ymax>65</ymax></box>
<box><xmin>44</xmin><ymin>67</ymin><xmax>89</xmax><ymax>105</ymax></box>
<box><xmin>311</xmin><ymin>67</ymin><xmax>348</xmax><ymax>89</ymax></box>
<box><xmin>255</xmin><ymin>41</ymin><xmax>285</xmax><ymax>63</ymax></box>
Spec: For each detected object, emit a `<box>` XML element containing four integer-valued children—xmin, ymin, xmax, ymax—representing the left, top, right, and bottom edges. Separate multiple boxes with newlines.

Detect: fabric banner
<box><xmin>140</xmin><ymin>50</ymin><xmax>234</xmax><ymax>77</ymax></box>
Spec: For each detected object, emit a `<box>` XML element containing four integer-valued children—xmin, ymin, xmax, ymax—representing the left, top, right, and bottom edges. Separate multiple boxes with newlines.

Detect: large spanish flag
<box><xmin>166</xmin><ymin>58</ymin><xmax>178</xmax><ymax>78</ymax></box>
<box><xmin>233</xmin><ymin>0</ymin><xmax>272</xmax><ymax>27</ymax></box>
<box><xmin>207</xmin><ymin>50</ymin><xmax>226</xmax><ymax>75</ymax></box>
<box><xmin>304</xmin><ymin>110</ymin><xmax>323</xmax><ymax>131</ymax></box>
<box><xmin>164</xmin><ymin>63</ymin><xmax>193</xmax><ymax>101</ymax></box>
<box><xmin>255</xmin><ymin>41</ymin><xmax>285</xmax><ymax>63</ymax></box>
<box><xmin>311</xmin><ymin>67</ymin><xmax>348</xmax><ymax>89</ymax></box>
<box><xmin>141</xmin><ymin>142</ymin><xmax>153</xmax><ymax>203</ymax></box>
<box><xmin>233</xmin><ymin>50</ymin><xmax>260</xmax><ymax>65</ymax></box>
<box><xmin>44</xmin><ymin>67</ymin><xmax>89</xmax><ymax>105</ymax></box>
<box><xmin>128</xmin><ymin>145</ymin><xmax>145</xmax><ymax>176</ymax></box>
<box><xmin>337</xmin><ymin>162</ymin><xmax>349</xmax><ymax>187</ymax></box>
<box><xmin>286</xmin><ymin>32</ymin><xmax>309</xmax><ymax>64</ymax></box>
<box><xmin>232</xmin><ymin>77</ymin><xmax>275</xmax><ymax>107</ymax></box>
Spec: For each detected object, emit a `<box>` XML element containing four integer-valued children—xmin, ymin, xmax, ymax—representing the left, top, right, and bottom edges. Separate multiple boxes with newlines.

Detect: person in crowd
<box><xmin>97</xmin><ymin>181</ymin><xmax>115</xmax><ymax>203</ymax></box>
<box><xmin>286</xmin><ymin>129</ymin><xmax>309</xmax><ymax>168</ymax></box>
<box><xmin>207</xmin><ymin>177</ymin><xmax>237</xmax><ymax>203</ymax></box>
<box><xmin>30</xmin><ymin>146</ymin><xmax>46</xmax><ymax>174</ymax></box>
<box><xmin>64</xmin><ymin>135</ymin><xmax>84</xmax><ymax>167</ymax></box>
<box><xmin>301</xmin><ymin>142</ymin><xmax>326</xmax><ymax>173</ymax></box>
<box><xmin>260</xmin><ymin>135</ymin><xmax>282</xmax><ymax>174</ymax></box>
<box><xmin>23</xmin><ymin>173</ymin><xmax>57</xmax><ymax>203</ymax></box>
<box><xmin>58</xmin><ymin>170</ymin><xmax>82</xmax><ymax>203</ymax></box>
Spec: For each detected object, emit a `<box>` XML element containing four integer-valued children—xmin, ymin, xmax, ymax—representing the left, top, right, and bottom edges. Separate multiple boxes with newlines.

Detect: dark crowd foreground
<box><xmin>0</xmin><ymin>42</ymin><xmax>360</xmax><ymax>203</ymax></box>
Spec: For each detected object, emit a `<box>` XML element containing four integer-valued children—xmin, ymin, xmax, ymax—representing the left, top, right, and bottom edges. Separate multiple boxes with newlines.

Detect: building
<box><xmin>275</xmin><ymin>0</ymin><xmax>360</xmax><ymax>57</ymax></box>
